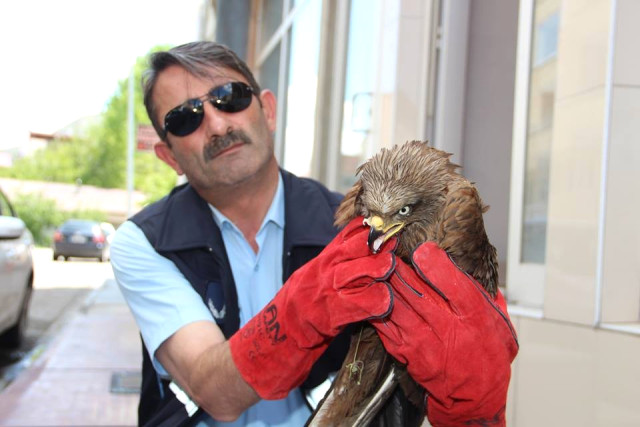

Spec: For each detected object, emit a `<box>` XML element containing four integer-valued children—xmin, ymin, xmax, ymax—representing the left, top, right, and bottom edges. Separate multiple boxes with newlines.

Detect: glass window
<box><xmin>259</xmin><ymin>0</ymin><xmax>284</xmax><ymax>51</ymax></box>
<box><xmin>254</xmin><ymin>0</ymin><xmax>322</xmax><ymax>177</ymax></box>
<box><xmin>507</xmin><ymin>0</ymin><xmax>561</xmax><ymax>308</ymax></box>
<box><xmin>337</xmin><ymin>0</ymin><xmax>399</xmax><ymax>192</ymax></box>
<box><xmin>533</xmin><ymin>12</ymin><xmax>559</xmax><ymax>66</ymax></box>
<box><xmin>281</xmin><ymin>0</ymin><xmax>322</xmax><ymax>177</ymax></box>
<box><xmin>259</xmin><ymin>43</ymin><xmax>281</xmax><ymax>94</ymax></box>
<box><xmin>520</xmin><ymin>1</ymin><xmax>560</xmax><ymax>263</ymax></box>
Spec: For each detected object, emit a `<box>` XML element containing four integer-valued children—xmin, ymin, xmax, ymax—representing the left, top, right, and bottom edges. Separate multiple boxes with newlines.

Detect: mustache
<box><xmin>203</xmin><ymin>130</ymin><xmax>252</xmax><ymax>162</ymax></box>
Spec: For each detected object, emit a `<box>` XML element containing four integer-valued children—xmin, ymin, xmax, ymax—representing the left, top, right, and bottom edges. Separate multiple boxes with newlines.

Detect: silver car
<box><xmin>0</xmin><ymin>189</ymin><xmax>34</xmax><ymax>348</ymax></box>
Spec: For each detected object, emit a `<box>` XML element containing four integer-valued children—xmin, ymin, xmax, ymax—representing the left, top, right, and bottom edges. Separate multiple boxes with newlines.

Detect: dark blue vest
<box><xmin>130</xmin><ymin>170</ymin><xmax>352</xmax><ymax>426</ymax></box>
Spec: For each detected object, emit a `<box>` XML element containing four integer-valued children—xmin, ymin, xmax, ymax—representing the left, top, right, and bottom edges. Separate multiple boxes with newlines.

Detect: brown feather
<box><xmin>308</xmin><ymin>327</ymin><xmax>393</xmax><ymax>425</ymax></box>
<box><xmin>338</xmin><ymin>140</ymin><xmax>498</xmax><ymax>292</ymax></box>
<box><xmin>309</xmin><ymin>140</ymin><xmax>498</xmax><ymax>426</ymax></box>
<box><xmin>334</xmin><ymin>180</ymin><xmax>363</xmax><ymax>228</ymax></box>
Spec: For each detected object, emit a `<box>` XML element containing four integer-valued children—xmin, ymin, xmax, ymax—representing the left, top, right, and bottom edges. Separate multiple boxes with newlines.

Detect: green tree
<box><xmin>135</xmin><ymin>150</ymin><xmax>177</xmax><ymax>203</ymax></box>
<box><xmin>83</xmin><ymin>49</ymin><xmax>175</xmax><ymax>193</ymax></box>
<box><xmin>5</xmin><ymin>139</ymin><xmax>90</xmax><ymax>183</ymax></box>
<box><xmin>1</xmin><ymin>46</ymin><xmax>177</xmax><ymax>201</ymax></box>
<box><xmin>11</xmin><ymin>193</ymin><xmax>106</xmax><ymax>246</ymax></box>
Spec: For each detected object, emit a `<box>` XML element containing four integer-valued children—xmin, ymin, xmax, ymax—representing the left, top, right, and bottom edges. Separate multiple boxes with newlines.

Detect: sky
<box><xmin>0</xmin><ymin>0</ymin><xmax>205</xmax><ymax>149</ymax></box>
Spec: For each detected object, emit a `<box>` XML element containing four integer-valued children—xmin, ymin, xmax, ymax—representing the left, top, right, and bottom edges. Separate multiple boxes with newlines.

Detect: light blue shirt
<box><xmin>111</xmin><ymin>176</ymin><xmax>311</xmax><ymax>426</ymax></box>
<box><xmin>209</xmin><ymin>184</ymin><xmax>284</xmax><ymax>328</ymax></box>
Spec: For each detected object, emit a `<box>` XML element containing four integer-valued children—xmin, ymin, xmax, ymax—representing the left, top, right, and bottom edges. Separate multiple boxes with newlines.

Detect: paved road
<box><xmin>0</xmin><ymin>247</ymin><xmax>115</xmax><ymax>388</ymax></box>
<box><xmin>0</xmin><ymin>251</ymin><xmax>141</xmax><ymax>426</ymax></box>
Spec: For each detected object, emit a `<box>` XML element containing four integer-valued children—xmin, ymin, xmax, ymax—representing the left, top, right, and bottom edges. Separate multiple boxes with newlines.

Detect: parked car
<box><xmin>52</xmin><ymin>219</ymin><xmax>114</xmax><ymax>262</ymax></box>
<box><xmin>0</xmin><ymin>188</ymin><xmax>34</xmax><ymax>348</ymax></box>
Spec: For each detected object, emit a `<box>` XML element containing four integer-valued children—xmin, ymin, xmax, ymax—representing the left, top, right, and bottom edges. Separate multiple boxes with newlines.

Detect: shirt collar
<box><xmin>209</xmin><ymin>174</ymin><xmax>285</xmax><ymax>232</ymax></box>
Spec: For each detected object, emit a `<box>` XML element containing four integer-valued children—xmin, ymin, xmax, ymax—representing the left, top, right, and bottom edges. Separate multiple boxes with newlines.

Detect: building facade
<box><xmin>212</xmin><ymin>0</ymin><xmax>640</xmax><ymax>424</ymax></box>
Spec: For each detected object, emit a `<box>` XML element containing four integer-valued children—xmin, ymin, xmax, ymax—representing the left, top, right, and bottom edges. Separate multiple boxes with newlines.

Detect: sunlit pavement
<box><xmin>0</xmin><ymin>248</ymin><xmax>115</xmax><ymax>382</ymax></box>
<box><xmin>32</xmin><ymin>247</ymin><xmax>114</xmax><ymax>290</ymax></box>
<box><xmin>0</xmin><ymin>249</ymin><xmax>141</xmax><ymax>426</ymax></box>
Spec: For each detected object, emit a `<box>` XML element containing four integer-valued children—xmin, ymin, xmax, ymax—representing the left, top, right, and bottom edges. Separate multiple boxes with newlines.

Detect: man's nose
<box><xmin>201</xmin><ymin>101</ymin><xmax>231</xmax><ymax>135</ymax></box>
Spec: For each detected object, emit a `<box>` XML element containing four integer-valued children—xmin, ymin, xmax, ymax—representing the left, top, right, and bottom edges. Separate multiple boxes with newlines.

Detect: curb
<box><xmin>0</xmin><ymin>278</ymin><xmax>112</xmax><ymax>392</ymax></box>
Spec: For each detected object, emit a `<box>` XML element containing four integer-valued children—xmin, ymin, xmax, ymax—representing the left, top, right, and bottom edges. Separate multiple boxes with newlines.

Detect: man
<box><xmin>112</xmin><ymin>41</ymin><xmax>517</xmax><ymax>427</ymax></box>
<box><xmin>111</xmin><ymin>41</ymin><xmax>396</xmax><ymax>426</ymax></box>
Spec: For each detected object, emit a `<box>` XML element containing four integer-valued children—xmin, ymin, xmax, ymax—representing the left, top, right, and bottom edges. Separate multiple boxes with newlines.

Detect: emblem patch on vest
<box><xmin>206</xmin><ymin>282</ymin><xmax>226</xmax><ymax>323</ymax></box>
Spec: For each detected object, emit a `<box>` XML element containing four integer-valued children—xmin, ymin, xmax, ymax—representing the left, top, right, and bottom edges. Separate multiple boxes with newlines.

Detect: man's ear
<box><xmin>154</xmin><ymin>141</ymin><xmax>184</xmax><ymax>175</ymax></box>
<box><xmin>258</xmin><ymin>89</ymin><xmax>277</xmax><ymax>133</ymax></box>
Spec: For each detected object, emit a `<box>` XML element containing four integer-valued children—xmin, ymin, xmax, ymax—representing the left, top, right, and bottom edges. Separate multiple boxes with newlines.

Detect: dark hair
<box><xmin>142</xmin><ymin>41</ymin><xmax>261</xmax><ymax>141</ymax></box>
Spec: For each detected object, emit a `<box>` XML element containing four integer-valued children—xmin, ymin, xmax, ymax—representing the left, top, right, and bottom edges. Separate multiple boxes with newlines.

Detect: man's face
<box><xmin>152</xmin><ymin>65</ymin><xmax>277</xmax><ymax>191</ymax></box>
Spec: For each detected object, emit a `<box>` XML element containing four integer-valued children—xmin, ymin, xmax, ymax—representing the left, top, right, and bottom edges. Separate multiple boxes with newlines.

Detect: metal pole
<box><xmin>126</xmin><ymin>66</ymin><xmax>135</xmax><ymax>217</ymax></box>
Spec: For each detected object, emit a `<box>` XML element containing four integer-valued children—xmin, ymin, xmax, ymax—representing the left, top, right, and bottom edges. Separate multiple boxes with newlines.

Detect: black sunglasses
<box><xmin>163</xmin><ymin>81</ymin><xmax>256</xmax><ymax>137</ymax></box>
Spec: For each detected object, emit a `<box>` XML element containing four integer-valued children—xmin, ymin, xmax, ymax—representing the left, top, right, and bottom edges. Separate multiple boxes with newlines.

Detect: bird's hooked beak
<box><xmin>363</xmin><ymin>215</ymin><xmax>405</xmax><ymax>253</ymax></box>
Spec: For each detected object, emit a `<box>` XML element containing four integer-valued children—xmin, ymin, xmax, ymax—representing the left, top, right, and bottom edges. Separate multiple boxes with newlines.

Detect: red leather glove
<box><xmin>229</xmin><ymin>217</ymin><xmax>396</xmax><ymax>400</ymax></box>
<box><xmin>371</xmin><ymin>242</ymin><xmax>518</xmax><ymax>426</ymax></box>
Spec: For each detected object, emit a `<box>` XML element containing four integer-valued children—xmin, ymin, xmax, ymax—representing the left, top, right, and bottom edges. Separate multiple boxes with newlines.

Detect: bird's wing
<box><xmin>306</xmin><ymin>325</ymin><xmax>395</xmax><ymax>426</ymax></box>
<box><xmin>436</xmin><ymin>180</ymin><xmax>499</xmax><ymax>295</ymax></box>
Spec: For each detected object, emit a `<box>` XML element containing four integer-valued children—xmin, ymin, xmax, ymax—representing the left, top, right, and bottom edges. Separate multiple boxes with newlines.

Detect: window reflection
<box><xmin>521</xmin><ymin>0</ymin><xmax>560</xmax><ymax>263</ymax></box>
<box><xmin>337</xmin><ymin>0</ymin><xmax>399</xmax><ymax>192</ymax></box>
<box><xmin>259</xmin><ymin>0</ymin><xmax>284</xmax><ymax>52</ymax></box>
<box><xmin>281</xmin><ymin>0</ymin><xmax>321</xmax><ymax>177</ymax></box>
<box><xmin>259</xmin><ymin>45</ymin><xmax>280</xmax><ymax>94</ymax></box>
<box><xmin>255</xmin><ymin>0</ymin><xmax>321</xmax><ymax>178</ymax></box>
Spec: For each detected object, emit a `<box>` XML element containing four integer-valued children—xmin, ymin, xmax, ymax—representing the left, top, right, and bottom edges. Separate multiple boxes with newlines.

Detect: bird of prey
<box><xmin>307</xmin><ymin>140</ymin><xmax>498</xmax><ymax>426</ymax></box>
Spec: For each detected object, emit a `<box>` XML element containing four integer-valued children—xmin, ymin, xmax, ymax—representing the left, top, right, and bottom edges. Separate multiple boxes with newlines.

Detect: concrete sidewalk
<box><xmin>0</xmin><ymin>279</ymin><xmax>142</xmax><ymax>426</ymax></box>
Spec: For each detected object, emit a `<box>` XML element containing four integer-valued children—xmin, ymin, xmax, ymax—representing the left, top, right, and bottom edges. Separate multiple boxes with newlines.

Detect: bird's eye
<box><xmin>398</xmin><ymin>205</ymin><xmax>411</xmax><ymax>216</ymax></box>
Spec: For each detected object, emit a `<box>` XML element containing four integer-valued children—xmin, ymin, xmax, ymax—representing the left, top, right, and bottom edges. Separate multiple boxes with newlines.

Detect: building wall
<box><xmin>508</xmin><ymin>316</ymin><xmax>640</xmax><ymax>426</ymax></box>
<box><xmin>600</xmin><ymin>0</ymin><xmax>640</xmax><ymax>323</ymax></box>
<box><xmin>214</xmin><ymin>0</ymin><xmax>251</xmax><ymax>60</ymax></box>
<box><xmin>544</xmin><ymin>0</ymin><xmax>611</xmax><ymax>324</ymax></box>
<box><xmin>214</xmin><ymin>0</ymin><xmax>640</xmax><ymax>424</ymax></box>
<box><xmin>537</xmin><ymin>0</ymin><xmax>640</xmax><ymax>328</ymax></box>
<box><xmin>508</xmin><ymin>0</ymin><xmax>640</xmax><ymax>424</ymax></box>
